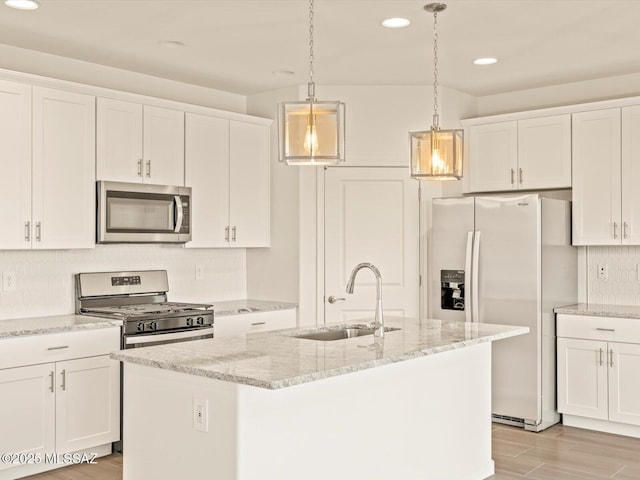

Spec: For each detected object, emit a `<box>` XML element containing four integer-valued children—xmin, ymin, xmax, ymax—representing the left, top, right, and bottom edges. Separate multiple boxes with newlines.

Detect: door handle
<box><xmin>35</xmin><ymin>222</ymin><xmax>42</xmax><ymax>242</ymax></box>
<box><xmin>609</xmin><ymin>349</ymin><xmax>614</xmax><ymax>368</ymax></box>
<box><xmin>328</xmin><ymin>296</ymin><xmax>346</xmax><ymax>304</ymax></box>
<box><xmin>173</xmin><ymin>196</ymin><xmax>183</xmax><ymax>233</ymax></box>
<box><xmin>231</xmin><ymin>226</ymin><xmax>237</xmax><ymax>242</ymax></box>
<box><xmin>624</xmin><ymin>222</ymin><xmax>629</xmax><ymax>239</ymax></box>
<box><xmin>146</xmin><ymin>160</ymin><xmax>151</xmax><ymax>178</ymax></box>
<box><xmin>519</xmin><ymin>168</ymin><xmax>523</xmax><ymax>184</ymax></box>
<box><xmin>465</xmin><ymin>231</ymin><xmax>473</xmax><ymax>323</ymax></box>
<box><xmin>510</xmin><ymin>168</ymin><xmax>515</xmax><ymax>185</ymax></box>
<box><xmin>472</xmin><ymin>231</ymin><xmax>481</xmax><ymax>323</ymax></box>
<box><xmin>60</xmin><ymin>369</ymin><xmax>66</xmax><ymax>391</ymax></box>
<box><xmin>225</xmin><ymin>226</ymin><xmax>230</xmax><ymax>242</ymax></box>
<box><xmin>49</xmin><ymin>371</ymin><xmax>54</xmax><ymax>393</ymax></box>
<box><xmin>613</xmin><ymin>222</ymin><xmax>618</xmax><ymax>239</ymax></box>
<box><xmin>25</xmin><ymin>221</ymin><xmax>30</xmax><ymax>242</ymax></box>
<box><xmin>137</xmin><ymin>159</ymin><xmax>143</xmax><ymax>177</ymax></box>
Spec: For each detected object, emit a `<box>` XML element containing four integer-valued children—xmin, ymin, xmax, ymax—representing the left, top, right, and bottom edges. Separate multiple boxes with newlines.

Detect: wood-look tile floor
<box><xmin>23</xmin><ymin>424</ymin><xmax>640</xmax><ymax>480</ymax></box>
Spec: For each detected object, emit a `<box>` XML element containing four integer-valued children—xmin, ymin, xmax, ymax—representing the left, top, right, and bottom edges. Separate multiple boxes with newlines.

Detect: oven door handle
<box><xmin>125</xmin><ymin>327</ymin><xmax>214</xmax><ymax>345</ymax></box>
<box><xmin>174</xmin><ymin>195</ymin><xmax>184</xmax><ymax>234</ymax></box>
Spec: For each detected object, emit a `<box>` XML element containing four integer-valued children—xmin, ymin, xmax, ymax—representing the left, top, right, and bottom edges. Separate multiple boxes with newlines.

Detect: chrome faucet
<box><xmin>345</xmin><ymin>263</ymin><xmax>384</xmax><ymax>339</ymax></box>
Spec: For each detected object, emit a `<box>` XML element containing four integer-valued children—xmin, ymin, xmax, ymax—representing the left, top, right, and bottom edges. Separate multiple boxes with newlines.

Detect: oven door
<box><xmin>124</xmin><ymin>327</ymin><xmax>214</xmax><ymax>349</ymax></box>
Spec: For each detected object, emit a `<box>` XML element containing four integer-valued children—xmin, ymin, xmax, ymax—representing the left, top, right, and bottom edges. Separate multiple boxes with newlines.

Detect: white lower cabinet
<box><xmin>557</xmin><ymin>314</ymin><xmax>640</xmax><ymax>436</ymax></box>
<box><xmin>214</xmin><ymin>309</ymin><xmax>297</xmax><ymax>338</ymax></box>
<box><xmin>0</xmin><ymin>328</ymin><xmax>120</xmax><ymax>478</ymax></box>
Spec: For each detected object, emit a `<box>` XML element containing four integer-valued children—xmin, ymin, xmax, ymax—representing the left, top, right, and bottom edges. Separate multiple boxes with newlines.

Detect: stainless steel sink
<box><xmin>293</xmin><ymin>325</ymin><xmax>400</xmax><ymax>341</ymax></box>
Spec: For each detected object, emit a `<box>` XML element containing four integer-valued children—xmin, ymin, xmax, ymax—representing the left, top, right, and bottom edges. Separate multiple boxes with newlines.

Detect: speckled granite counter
<box><xmin>555</xmin><ymin>303</ymin><xmax>640</xmax><ymax>319</ymax></box>
<box><xmin>0</xmin><ymin>314</ymin><xmax>122</xmax><ymax>339</ymax></box>
<box><xmin>111</xmin><ymin>316</ymin><xmax>527</xmax><ymax>389</ymax></box>
<box><xmin>207</xmin><ymin>299</ymin><xmax>296</xmax><ymax>317</ymax></box>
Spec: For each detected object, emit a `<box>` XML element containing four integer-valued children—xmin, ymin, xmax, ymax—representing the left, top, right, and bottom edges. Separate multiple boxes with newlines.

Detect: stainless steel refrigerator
<box><xmin>429</xmin><ymin>194</ymin><xmax>577</xmax><ymax>431</ymax></box>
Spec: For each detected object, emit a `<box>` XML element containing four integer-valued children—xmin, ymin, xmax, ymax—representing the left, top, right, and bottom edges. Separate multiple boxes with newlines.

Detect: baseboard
<box><xmin>562</xmin><ymin>414</ymin><xmax>640</xmax><ymax>438</ymax></box>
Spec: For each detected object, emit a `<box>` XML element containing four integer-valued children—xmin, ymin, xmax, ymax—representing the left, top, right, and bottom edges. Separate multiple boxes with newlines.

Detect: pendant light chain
<box><xmin>307</xmin><ymin>0</ymin><xmax>316</xmax><ymax>100</ymax></box>
<box><xmin>432</xmin><ymin>8</ymin><xmax>439</xmax><ymax>130</ymax></box>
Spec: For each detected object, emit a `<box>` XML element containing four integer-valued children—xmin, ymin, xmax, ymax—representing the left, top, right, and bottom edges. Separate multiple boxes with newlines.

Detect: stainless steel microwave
<box><xmin>97</xmin><ymin>181</ymin><xmax>192</xmax><ymax>244</ymax></box>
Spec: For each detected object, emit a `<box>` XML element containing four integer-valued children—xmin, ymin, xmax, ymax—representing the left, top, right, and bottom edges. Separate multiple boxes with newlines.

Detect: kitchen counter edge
<box><xmin>0</xmin><ymin>314</ymin><xmax>122</xmax><ymax>339</ymax></box>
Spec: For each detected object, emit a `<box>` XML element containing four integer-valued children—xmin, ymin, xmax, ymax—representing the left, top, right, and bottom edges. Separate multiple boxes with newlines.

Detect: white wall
<box><xmin>0</xmin><ymin>44</ymin><xmax>246</xmax><ymax>113</ymax></box>
<box><xmin>0</xmin><ymin>246</ymin><xmax>246</xmax><ymax>320</ymax></box>
<box><xmin>245</xmin><ymin>87</ymin><xmax>300</xmax><ymax>304</ymax></box>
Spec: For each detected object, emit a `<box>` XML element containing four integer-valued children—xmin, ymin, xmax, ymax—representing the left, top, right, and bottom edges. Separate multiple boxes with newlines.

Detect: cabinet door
<box><xmin>55</xmin><ymin>355</ymin><xmax>120</xmax><ymax>453</ymax></box>
<box><xmin>229</xmin><ymin>121</ymin><xmax>270</xmax><ymax>247</ymax></box>
<box><xmin>32</xmin><ymin>87</ymin><xmax>96</xmax><ymax>249</ymax></box>
<box><xmin>0</xmin><ymin>364</ymin><xmax>55</xmax><ymax>469</ymax></box>
<box><xmin>0</xmin><ymin>80</ymin><xmax>32</xmax><ymax>250</ymax></box>
<box><xmin>184</xmin><ymin>113</ymin><xmax>230</xmax><ymax>248</ymax></box>
<box><xmin>557</xmin><ymin>338</ymin><xmax>608</xmax><ymax>420</ymax></box>
<box><xmin>608</xmin><ymin>342</ymin><xmax>640</xmax><ymax>426</ymax></box>
<box><xmin>517</xmin><ymin>114</ymin><xmax>571</xmax><ymax>190</ymax></box>
<box><xmin>96</xmin><ymin>97</ymin><xmax>143</xmax><ymax>183</ymax></box>
<box><xmin>621</xmin><ymin>105</ymin><xmax>640</xmax><ymax>245</ymax></box>
<box><xmin>572</xmin><ymin>108</ymin><xmax>621</xmax><ymax>245</ymax></box>
<box><xmin>468</xmin><ymin>121</ymin><xmax>517</xmax><ymax>193</ymax></box>
<box><xmin>143</xmin><ymin>106</ymin><xmax>184</xmax><ymax>185</ymax></box>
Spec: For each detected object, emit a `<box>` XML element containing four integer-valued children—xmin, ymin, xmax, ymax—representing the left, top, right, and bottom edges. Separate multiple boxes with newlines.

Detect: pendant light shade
<box><xmin>278</xmin><ymin>99</ymin><xmax>346</xmax><ymax>165</ymax></box>
<box><xmin>278</xmin><ymin>0</ymin><xmax>346</xmax><ymax>165</ymax></box>
<box><xmin>410</xmin><ymin>3</ymin><xmax>463</xmax><ymax>180</ymax></box>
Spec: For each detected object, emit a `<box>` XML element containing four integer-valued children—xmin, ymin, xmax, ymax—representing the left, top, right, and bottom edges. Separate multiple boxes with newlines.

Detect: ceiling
<box><xmin>1</xmin><ymin>0</ymin><xmax>639</xmax><ymax>97</ymax></box>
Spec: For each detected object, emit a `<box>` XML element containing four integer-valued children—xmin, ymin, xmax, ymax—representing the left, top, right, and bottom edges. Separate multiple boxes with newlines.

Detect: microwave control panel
<box><xmin>180</xmin><ymin>196</ymin><xmax>190</xmax><ymax>233</ymax></box>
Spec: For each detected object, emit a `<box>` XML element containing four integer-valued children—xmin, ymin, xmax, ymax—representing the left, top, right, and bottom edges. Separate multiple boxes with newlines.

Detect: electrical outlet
<box><xmin>2</xmin><ymin>271</ymin><xmax>16</xmax><ymax>292</ymax></box>
<box><xmin>193</xmin><ymin>398</ymin><xmax>208</xmax><ymax>432</ymax></box>
<box><xmin>597</xmin><ymin>264</ymin><xmax>608</xmax><ymax>281</ymax></box>
<box><xmin>195</xmin><ymin>265</ymin><xmax>204</xmax><ymax>281</ymax></box>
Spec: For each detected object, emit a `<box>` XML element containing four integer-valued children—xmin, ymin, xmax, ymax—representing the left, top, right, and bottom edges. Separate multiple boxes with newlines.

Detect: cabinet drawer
<box><xmin>557</xmin><ymin>314</ymin><xmax>640</xmax><ymax>343</ymax></box>
<box><xmin>215</xmin><ymin>309</ymin><xmax>297</xmax><ymax>338</ymax></box>
<box><xmin>0</xmin><ymin>327</ymin><xmax>121</xmax><ymax>370</ymax></box>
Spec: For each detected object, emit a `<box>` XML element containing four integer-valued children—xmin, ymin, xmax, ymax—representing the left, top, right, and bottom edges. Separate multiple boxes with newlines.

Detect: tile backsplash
<box><xmin>588</xmin><ymin>246</ymin><xmax>640</xmax><ymax>306</ymax></box>
<box><xmin>0</xmin><ymin>245</ymin><xmax>246</xmax><ymax>320</ymax></box>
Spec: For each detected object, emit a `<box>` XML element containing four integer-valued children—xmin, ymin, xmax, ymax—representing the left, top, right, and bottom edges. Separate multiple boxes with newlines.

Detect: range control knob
<box><xmin>186</xmin><ymin>317</ymin><xmax>194</xmax><ymax>327</ymax></box>
<box><xmin>148</xmin><ymin>321</ymin><xmax>158</xmax><ymax>331</ymax></box>
<box><xmin>196</xmin><ymin>316</ymin><xmax>204</xmax><ymax>326</ymax></box>
<box><xmin>136</xmin><ymin>322</ymin><xmax>144</xmax><ymax>332</ymax></box>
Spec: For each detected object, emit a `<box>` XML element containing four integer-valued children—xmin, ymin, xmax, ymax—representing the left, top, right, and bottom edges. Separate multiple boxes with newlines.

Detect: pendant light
<box><xmin>278</xmin><ymin>0</ymin><xmax>346</xmax><ymax>165</ymax></box>
<box><xmin>410</xmin><ymin>3</ymin><xmax>463</xmax><ymax>180</ymax></box>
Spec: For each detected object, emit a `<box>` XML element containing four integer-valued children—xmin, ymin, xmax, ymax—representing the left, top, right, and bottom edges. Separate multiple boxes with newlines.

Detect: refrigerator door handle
<box><xmin>472</xmin><ymin>231</ymin><xmax>481</xmax><ymax>323</ymax></box>
<box><xmin>465</xmin><ymin>231</ymin><xmax>474</xmax><ymax>323</ymax></box>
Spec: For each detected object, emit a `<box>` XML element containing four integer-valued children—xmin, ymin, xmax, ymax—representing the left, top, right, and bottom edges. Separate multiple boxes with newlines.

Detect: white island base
<box><xmin>123</xmin><ymin>342</ymin><xmax>494</xmax><ymax>480</ymax></box>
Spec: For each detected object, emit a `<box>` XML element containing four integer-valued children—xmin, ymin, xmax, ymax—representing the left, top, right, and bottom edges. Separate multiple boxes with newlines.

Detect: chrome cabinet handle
<box><xmin>137</xmin><ymin>159</ymin><xmax>143</xmax><ymax>177</ymax></box>
<box><xmin>613</xmin><ymin>222</ymin><xmax>618</xmax><ymax>239</ymax></box>
<box><xmin>596</xmin><ymin>328</ymin><xmax>615</xmax><ymax>332</ymax></box>
<box><xmin>251</xmin><ymin>322</ymin><xmax>266</xmax><ymax>326</ymax></box>
<box><xmin>510</xmin><ymin>168</ymin><xmax>515</xmax><ymax>185</ymax></box>
<box><xmin>610</xmin><ymin>349</ymin><xmax>614</xmax><ymax>367</ymax></box>
<box><xmin>36</xmin><ymin>222</ymin><xmax>41</xmax><ymax>242</ymax></box>
<box><xmin>224</xmin><ymin>226</ymin><xmax>229</xmax><ymax>242</ymax></box>
<box><xmin>61</xmin><ymin>369</ymin><xmax>66</xmax><ymax>391</ymax></box>
<box><xmin>146</xmin><ymin>160</ymin><xmax>151</xmax><ymax>178</ymax></box>
<box><xmin>599</xmin><ymin>348</ymin><xmax>604</xmax><ymax>366</ymax></box>
<box><xmin>47</xmin><ymin>345</ymin><xmax>69</xmax><ymax>351</ymax></box>
<box><xmin>624</xmin><ymin>222</ymin><xmax>629</xmax><ymax>239</ymax></box>
<box><xmin>49</xmin><ymin>371</ymin><xmax>54</xmax><ymax>393</ymax></box>
<box><xmin>231</xmin><ymin>226</ymin><xmax>237</xmax><ymax>242</ymax></box>
<box><xmin>328</xmin><ymin>296</ymin><xmax>346</xmax><ymax>304</ymax></box>
<box><xmin>25</xmin><ymin>221</ymin><xmax>30</xmax><ymax>241</ymax></box>
<box><xmin>519</xmin><ymin>168</ymin><xmax>523</xmax><ymax>184</ymax></box>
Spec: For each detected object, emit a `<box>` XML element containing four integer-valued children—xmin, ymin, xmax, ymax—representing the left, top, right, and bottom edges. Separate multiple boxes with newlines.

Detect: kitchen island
<box><xmin>112</xmin><ymin>316</ymin><xmax>527</xmax><ymax>480</ymax></box>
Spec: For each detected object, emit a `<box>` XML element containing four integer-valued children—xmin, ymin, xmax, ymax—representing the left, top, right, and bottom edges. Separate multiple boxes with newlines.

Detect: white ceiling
<box><xmin>1</xmin><ymin>0</ymin><xmax>639</xmax><ymax>97</ymax></box>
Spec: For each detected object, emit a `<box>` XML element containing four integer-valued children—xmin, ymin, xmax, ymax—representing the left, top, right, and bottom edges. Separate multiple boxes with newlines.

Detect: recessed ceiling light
<box><xmin>473</xmin><ymin>57</ymin><xmax>498</xmax><ymax>66</ymax></box>
<box><xmin>272</xmin><ymin>69</ymin><xmax>295</xmax><ymax>77</ymax></box>
<box><xmin>158</xmin><ymin>40</ymin><xmax>185</xmax><ymax>48</ymax></box>
<box><xmin>382</xmin><ymin>18</ymin><xmax>410</xmax><ymax>28</ymax></box>
<box><xmin>5</xmin><ymin>0</ymin><xmax>39</xmax><ymax>10</ymax></box>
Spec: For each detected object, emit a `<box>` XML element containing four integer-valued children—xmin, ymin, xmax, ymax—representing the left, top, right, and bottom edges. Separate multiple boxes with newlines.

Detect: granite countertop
<box><xmin>111</xmin><ymin>316</ymin><xmax>527</xmax><ymax>390</ymax></box>
<box><xmin>208</xmin><ymin>299</ymin><xmax>297</xmax><ymax>317</ymax></box>
<box><xmin>555</xmin><ymin>303</ymin><xmax>640</xmax><ymax>319</ymax></box>
<box><xmin>0</xmin><ymin>314</ymin><xmax>122</xmax><ymax>339</ymax></box>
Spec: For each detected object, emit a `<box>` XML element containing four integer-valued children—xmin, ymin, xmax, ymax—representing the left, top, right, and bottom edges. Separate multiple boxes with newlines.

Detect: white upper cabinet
<box><xmin>184</xmin><ymin>115</ymin><xmax>271</xmax><ymax>248</ymax></box>
<box><xmin>97</xmin><ymin>98</ymin><xmax>184</xmax><ymax>185</ymax></box>
<box><xmin>229</xmin><ymin>120</ymin><xmax>270</xmax><ymax>248</ymax></box>
<box><xmin>517</xmin><ymin>115</ymin><xmax>572</xmax><ymax>189</ymax></box>
<box><xmin>468</xmin><ymin>121</ymin><xmax>517</xmax><ymax>192</ymax></box>
<box><xmin>185</xmin><ymin>113</ymin><xmax>230</xmax><ymax>248</ymax></box>
<box><xmin>572</xmin><ymin>108</ymin><xmax>622</xmax><ymax>245</ymax></box>
<box><xmin>621</xmin><ymin>105</ymin><xmax>640</xmax><ymax>245</ymax></box>
<box><xmin>0</xmin><ymin>80</ymin><xmax>32</xmax><ymax>250</ymax></box>
<box><xmin>32</xmin><ymin>87</ymin><xmax>96</xmax><ymax>250</ymax></box>
<box><xmin>467</xmin><ymin>114</ymin><xmax>571</xmax><ymax>193</ymax></box>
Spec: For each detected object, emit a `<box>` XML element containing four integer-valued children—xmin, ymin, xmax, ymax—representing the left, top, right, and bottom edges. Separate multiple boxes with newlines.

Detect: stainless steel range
<box><xmin>75</xmin><ymin>270</ymin><xmax>214</xmax><ymax>349</ymax></box>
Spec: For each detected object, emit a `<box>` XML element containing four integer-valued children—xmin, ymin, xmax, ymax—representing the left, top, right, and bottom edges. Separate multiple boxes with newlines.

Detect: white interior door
<box><xmin>324</xmin><ymin>167</ymin><xmax>419</xmax><ymax>323</ymax></box>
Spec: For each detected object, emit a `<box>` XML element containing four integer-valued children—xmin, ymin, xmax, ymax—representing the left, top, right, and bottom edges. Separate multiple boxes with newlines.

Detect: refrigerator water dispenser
<box><xmin>441</xmin><ymin>270</ymin><xmax>465</xmax><ymax>311</ymax></box>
